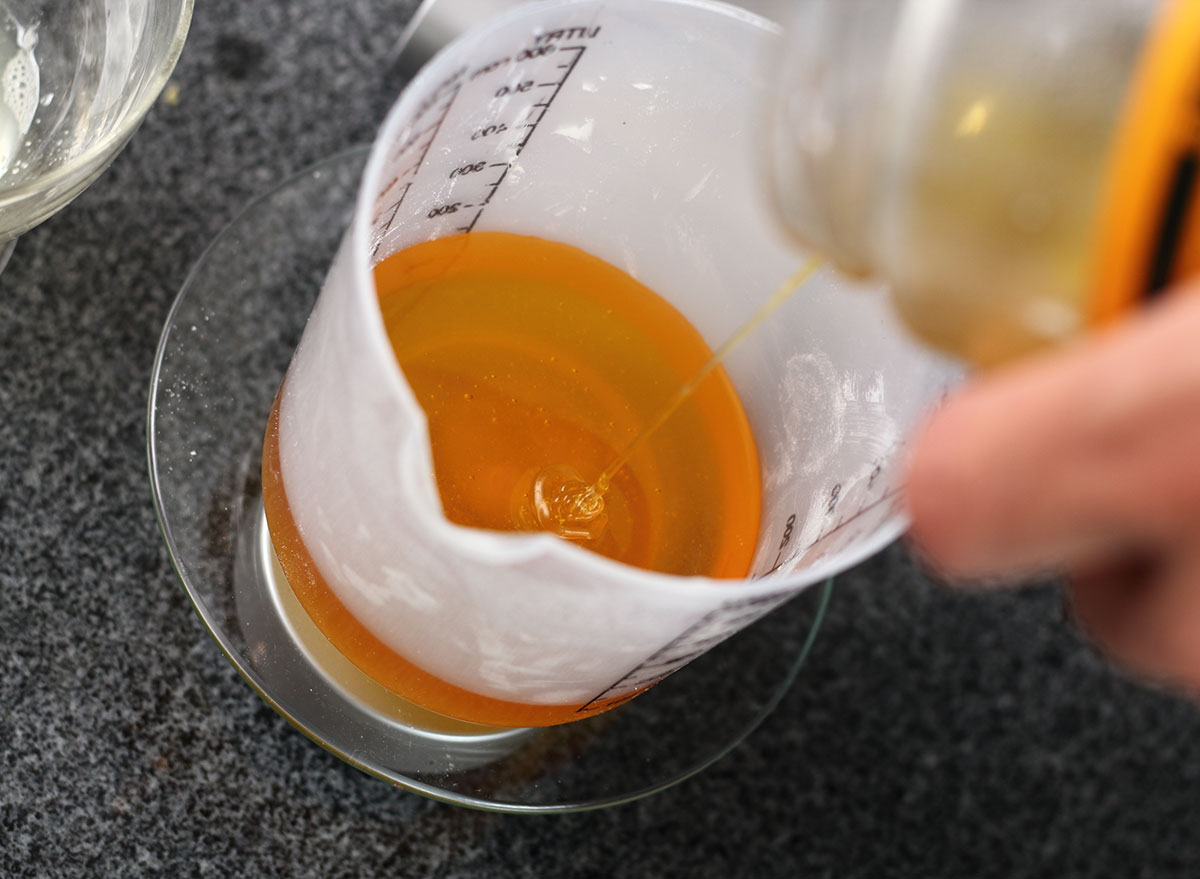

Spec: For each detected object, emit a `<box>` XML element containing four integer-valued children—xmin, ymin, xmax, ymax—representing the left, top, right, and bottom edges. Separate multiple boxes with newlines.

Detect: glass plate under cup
<box><xmin>146</xmin><ymin>147</ymin><xmax>832</xmax><ymax>813</ymax></box>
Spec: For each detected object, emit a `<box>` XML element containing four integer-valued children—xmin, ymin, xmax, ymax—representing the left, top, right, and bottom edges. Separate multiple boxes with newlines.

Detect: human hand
<box><xmin>905</xmin><ymin>285</ymin><xmax>1200</xmax><ymax>693</ymax></box>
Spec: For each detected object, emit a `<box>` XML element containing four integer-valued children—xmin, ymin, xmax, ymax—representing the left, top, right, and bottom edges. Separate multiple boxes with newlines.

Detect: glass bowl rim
<box><xmin>0</xmin><ymin>0</ymin><xmax>194</xmax><ymax>211</ymax></box>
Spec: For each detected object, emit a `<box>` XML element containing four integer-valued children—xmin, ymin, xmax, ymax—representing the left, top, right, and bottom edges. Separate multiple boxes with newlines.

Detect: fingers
<box><xmin>905</xmin><ymin>286</ymin><xmax>1200</xmax><ymax>694</ymax></box>
<box><xmin>1068</xmin><ymin>543</ymin><xmax>1200</xmax><ymax>695</ymax></box>
<box><xmin>905</xmin><ymin>288</ymin><xmax>1200</xmax><ymax>580</ymax></box>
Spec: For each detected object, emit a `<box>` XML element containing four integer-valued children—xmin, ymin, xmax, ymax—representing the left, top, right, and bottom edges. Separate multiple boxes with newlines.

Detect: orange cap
<box><xmin>1088</xmin><ymin>0</ymin><xmax>1200</xmax><ymax>324</ymax></box>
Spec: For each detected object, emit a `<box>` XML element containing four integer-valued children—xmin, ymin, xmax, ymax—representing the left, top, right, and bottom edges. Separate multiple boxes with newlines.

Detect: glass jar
<box><xmin>765</xmin><ymin>0</ymin><xmax>1200</xmax><ymax>365</ymax></box>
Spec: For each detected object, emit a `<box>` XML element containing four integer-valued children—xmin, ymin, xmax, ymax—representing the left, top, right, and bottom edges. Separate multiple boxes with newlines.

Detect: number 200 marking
<box><xmin>471</xmin><ymin>123</ymin><xmax>508</xmax><ymax>140</ymax></box>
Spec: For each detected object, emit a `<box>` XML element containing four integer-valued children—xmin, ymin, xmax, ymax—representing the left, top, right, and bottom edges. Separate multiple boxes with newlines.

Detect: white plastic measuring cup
<box><xmin>268</xmin><ymin>0</ymin><xmax>960</xmax><ymax>728</ymax></box>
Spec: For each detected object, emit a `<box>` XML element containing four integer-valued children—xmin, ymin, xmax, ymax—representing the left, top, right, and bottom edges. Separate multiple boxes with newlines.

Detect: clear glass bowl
<box><xmin>0</xmin><ymin>0</ymin><xmax>192</xmax><ymax>239</ymax></box>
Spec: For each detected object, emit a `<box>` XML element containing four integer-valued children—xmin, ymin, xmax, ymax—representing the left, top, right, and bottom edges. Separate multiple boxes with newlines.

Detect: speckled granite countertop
<box><xmin>2</xmin><ymin>1</ymin><xmax>1199</xmax><ymax>876</ymax></box>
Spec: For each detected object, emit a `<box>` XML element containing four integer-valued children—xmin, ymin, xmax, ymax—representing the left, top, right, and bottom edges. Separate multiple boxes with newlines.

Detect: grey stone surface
<box><xmin>2</xmin><ymin>0</ymin><xmax>1200</xmax><ymax>876</ymax></box>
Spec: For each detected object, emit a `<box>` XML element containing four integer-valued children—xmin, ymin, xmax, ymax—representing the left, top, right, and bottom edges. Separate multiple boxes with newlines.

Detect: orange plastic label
<box><xmin>1088</xmin><ymin>0</ymin><xmax>1200</xmax><ymax>324</ymax></box>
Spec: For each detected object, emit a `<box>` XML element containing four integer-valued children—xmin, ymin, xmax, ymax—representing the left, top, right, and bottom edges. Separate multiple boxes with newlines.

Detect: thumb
<box><xmin>905</xmin><ymin>288</ymin><xmax>1200</xmax><ymax>580</ymax></box>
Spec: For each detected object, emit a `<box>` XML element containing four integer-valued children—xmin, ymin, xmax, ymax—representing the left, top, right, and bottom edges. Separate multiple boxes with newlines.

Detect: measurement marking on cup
<box><xmin>576</xmin><ymin>592</ymin><xmax>793</xmax><ymax>715</ymax></box>
<box><xmin>376</xmin><ymin>34</ymin><xmax>597</xmax><ymax>247</ymax></box>
<box><xmin>761</xmin><ymin>487</ymin><xmax>904</xmax><ymax>577</ymax></box>
<box><xmin>386</xmin><ymin>90</ymin><xmax>461</xmax><ymax>171</ymax></box>
<box><xmin>372</xmin><ymin>82</ymin><xmax>464</xmax><ymax>256</ymax></box>
<box><xmin>443</xmin><ymin>44</ymin><xmax>589</xmax><ymax>236</ymax></box>
<box><xmin>371</xmin><ymin>183</ymin><xmax>413</xmax><ymax>258</ymax></box>
<box><xmin>806</xmin><ymin>487</ymin><xmax>901</xmax><ymax>551</ymax></box>
<box><xmin>456</xmin><ymin>209</ymin><xmax>485</xmax><ymax>234</ymax></box>
<box><xmin>481</xmin><ymin>165</ymin><xmax>509</xmax><ymax>204</ymax></box>
<box><xmin>408</xmin><ymin>92</ymin><xmax>458</xmax><ymax>181</ymax></box>
<box><xmin>455</xmin><ymin>162</ymin><xmax>513</xmax><ymax>232</ymax></box>
<box><xmin>512</xmin><ymin>45</ymin><xmax>586</xmax><ymax>158</ymax></box>
<box><xmin>766</xmin><ymin>513</ymin><xmax>798</xmax><ymax>574</ymax></box>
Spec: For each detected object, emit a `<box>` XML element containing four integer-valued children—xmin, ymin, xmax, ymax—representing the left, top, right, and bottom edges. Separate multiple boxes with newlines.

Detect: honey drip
<box><xmin>520</xmin><ymin>257</ymin><xmax>823</xmax><ymax>542</ymax></box>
